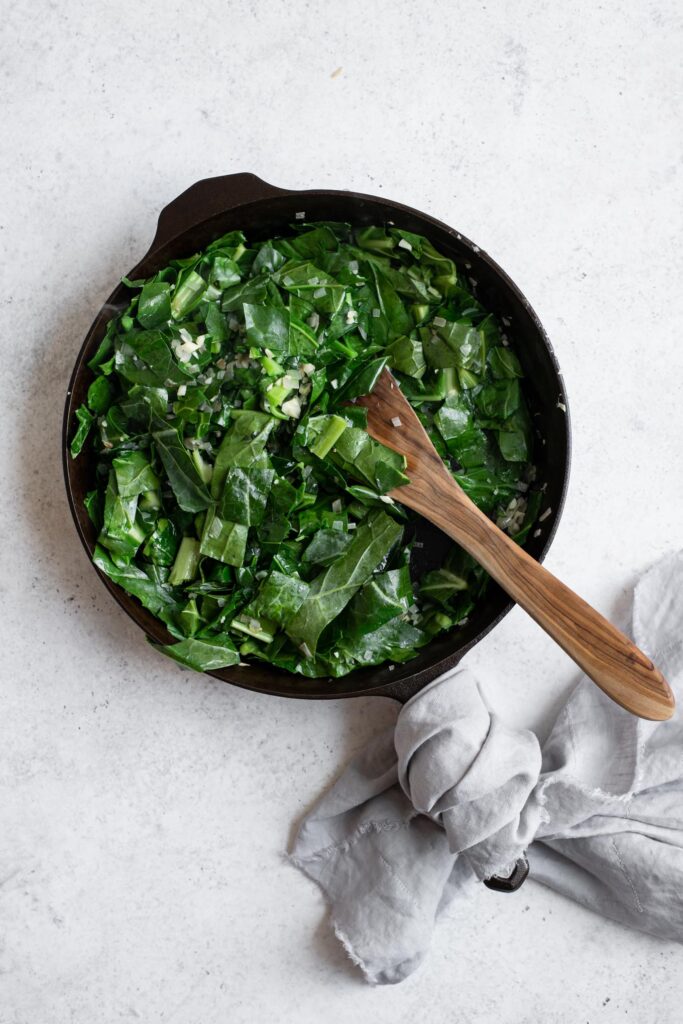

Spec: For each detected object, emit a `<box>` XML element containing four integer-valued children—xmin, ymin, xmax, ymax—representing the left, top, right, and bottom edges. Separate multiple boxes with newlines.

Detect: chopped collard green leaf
<box><xmin>73</xmin><ymin>222</ymin><xmax>539</xmax><ymax>677</ymax></box>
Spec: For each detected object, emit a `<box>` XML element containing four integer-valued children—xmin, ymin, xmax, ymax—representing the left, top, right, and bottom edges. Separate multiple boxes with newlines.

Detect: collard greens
<box><xmin>71</xmin><ymin>222</ymin><xmax>538</xmax><ymax>677</ymax></box>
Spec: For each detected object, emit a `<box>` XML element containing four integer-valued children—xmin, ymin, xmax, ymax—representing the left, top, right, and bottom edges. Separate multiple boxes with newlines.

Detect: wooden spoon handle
<box><xmin>413</xmin><ymin>474</ymin><xmax>674</xmax><ymax>721</ymax></box>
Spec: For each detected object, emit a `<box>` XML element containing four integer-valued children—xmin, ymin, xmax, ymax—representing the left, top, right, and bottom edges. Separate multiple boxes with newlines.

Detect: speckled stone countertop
<box><xmin>2</xmin><ymin>2</ymin><xmax>682</xmax><ymax>1021</ymax></box>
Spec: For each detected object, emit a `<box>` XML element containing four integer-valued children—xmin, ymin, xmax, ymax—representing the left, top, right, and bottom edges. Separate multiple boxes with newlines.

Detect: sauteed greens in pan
<box><xmin>71</xmin><ymin>222</ymin><xmax>539</xmax><ymax>676</ymax></box>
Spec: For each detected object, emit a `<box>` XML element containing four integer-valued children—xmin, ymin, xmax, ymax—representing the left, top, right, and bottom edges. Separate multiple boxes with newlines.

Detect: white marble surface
<box><xmin>2</xmin><ymin>1</ymin><xmax>682</xmax><ymax>1020</ymax></box>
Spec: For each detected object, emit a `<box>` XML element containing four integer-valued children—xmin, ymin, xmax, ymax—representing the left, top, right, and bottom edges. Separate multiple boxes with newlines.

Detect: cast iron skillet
<box><xmin>63</xmin><ymin>173</ymin><xmax>571</xmax><ymax>705</ymax></box>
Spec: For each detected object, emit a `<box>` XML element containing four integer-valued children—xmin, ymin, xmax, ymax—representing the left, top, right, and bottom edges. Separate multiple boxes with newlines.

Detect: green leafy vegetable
<box><xmin>98</xmin><ymin>472</ymin><xmax>146</xmax><ymax>565</ymax></box>
<box><xmin>87</xmin><ymin>375</ymin><xmax>112</xmax><ymax>414</ymax></box>
<box><xmin>93</xmin><ymin>545</ymin><xmax>181</xmax><ymax>625</ymax></box>
<box><xmin>386</xmin><ymin>335</ymin><xmax>426</xmax><ymax>378</ymax></box>
<box><xmin>302</xmin><ymin>528</ymin><xmax>352</xmax><ymax>566</ymax></box>
<box><xmin>244</xmin><ymin>303</ymin><xmax>290</xmax><ymax>352</ymax></box>
<box><xmin>152</xmin><ymin>426</ymin><xmax>212</xmax><ymax>513</ymax></box>
<box><xmin>199</xmin><ymin>510</ymin><xmax>248</xmax><ymax>566</ymax></box>
<box><xmin>345</xmin><ymin>567</ymin><xmax>413</xmax><ymax>637</ymax></box>
<box><xmin>171</xmin><ymin>270</ymin><xmax>207</xmax><ymax>319</ymax></box>
<box><xmin>286</xmin><ymin>510</ymin><xmax>402</xmax><ymax>654</ymax></box>
<box><xmin>72</xmin><ymin>221</ymin><xmax>538</xmax><ymax>678</ymax></box>
<box><xmin>219</xmin><ymin>467</ymin><xmax>274</xmax><ymax>525</ymax></box>
<box><xmin>156</xmin><ymin>635</ymin><xmax>240</xmax><ymax>671</ymax></box>
<box><xmin>488</xmin><ymin>346</ymin><xmax>523</xmax><ymax>379</ymax></box>
<box><xmin>420</xmin><ymin>568</ymin><xmax>469</xmax><ymax>606</ymax></box>
<box><xmin>70</xmin><ymin>405</ymin><xmax>94</xmax><ymax>457</ymax></box>
<box><xmin>169</xmin><ymin>536</ymin><xmax>200</xmax><ymax>585</ymax></box>
<box><xmin>306</xmin><ymin>415</ymin><xmax>348</xmax><ymax>459</ymax></box>
<box><xmin>138</xmin><ymin>281</ymin><xmax>172</xmax><ymax>328</ymax></box>
<box><xmin>248</xmin><ymin>571</ymin><xmax>309</xmax><ymax>627</ymax></box>
<box><xmin>336</xmin><ymin>356</ymin><xmax>388</xmax><ymax>402</ymax></box>
<box><xmin>337</xmin><ymin>617</ymin><xmax>428</xmax><ymax>668</ymax></box>
<box><xmin>143</xmin><ymin>517</ymin><xmax>178</xmax><ymax>566</ymax></box>
<box><xmin>211</xmin><ymin>412</ymin><xmax>276</xmax><ymax>496</ymax></box>
<box><xmin>326</xmin><ymin>427</ymin><xmax>409</xmax><ymax>492</ymax></box>
<box><xmin>115</xmin><ymin>330</ymin><xmax>191</xmax><ymax>387</ymax></box>
<box><xmin>112</xmin><ymin>451</ymin><xmax>159</xmax><ymax>497</ymax></box>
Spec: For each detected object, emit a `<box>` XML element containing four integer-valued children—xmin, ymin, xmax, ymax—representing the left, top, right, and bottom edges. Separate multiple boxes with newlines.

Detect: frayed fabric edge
<box><xmin>332</xmin><ymin>922</ymin><xmax>377</xmax><ymax>981</ymax></box>
<box><xmin>533</xmin><ymin>773</ymin><xmax>635</xmax><ymax>841</ymax></box>
<box><xmin>284</xmin><ymin>848</ymin><xmax>374</xmax><ymax>982</ymax></box>
<box><xmin>286</xmin><ymin>847</ymin><xmax>417</xmax><ymax>985</ymax></box>
<box><xmin>332</xmin><ymin>922</ymin><xmax>424</xmax><ymax>986</ymax></box>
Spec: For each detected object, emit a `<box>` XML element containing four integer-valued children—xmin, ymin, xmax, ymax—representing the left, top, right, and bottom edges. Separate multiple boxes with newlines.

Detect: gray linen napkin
<box><xmin>290</xmin><ymin>551</ymin><xmax>683</xmax><ymax>984</ymax></box>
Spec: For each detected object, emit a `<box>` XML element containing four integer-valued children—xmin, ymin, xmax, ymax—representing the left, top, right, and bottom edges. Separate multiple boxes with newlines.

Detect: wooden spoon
<box><xmin>354</xmin><ymin>370</ymin><xmax>674</xmax><ymax>721</ymax></box>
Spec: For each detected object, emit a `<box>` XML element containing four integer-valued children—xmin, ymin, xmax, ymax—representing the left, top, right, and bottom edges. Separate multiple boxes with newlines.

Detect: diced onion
<box><xmin>281</xmin><ymin>396</ymin><xmax>302</xmax><ymax>418</ymax></box>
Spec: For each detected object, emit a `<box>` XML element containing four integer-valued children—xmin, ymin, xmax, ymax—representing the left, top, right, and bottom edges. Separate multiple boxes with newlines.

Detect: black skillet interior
<box><xmin>63</xmin><ymin>174</ymin><xmax>570</xmax><ymax>702</ymax></box>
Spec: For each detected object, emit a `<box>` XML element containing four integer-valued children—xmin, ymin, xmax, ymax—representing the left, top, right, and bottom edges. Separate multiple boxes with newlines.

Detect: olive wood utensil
<box><xmin>355</xmin><ymin>370</ymin><xmax>674</xmax><ymax>721</ymax></box>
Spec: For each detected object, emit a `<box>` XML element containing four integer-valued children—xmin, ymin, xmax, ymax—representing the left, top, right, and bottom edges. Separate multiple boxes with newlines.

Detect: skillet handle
<box><xmin>146</xmin><ymin>173</ymin><xmax>294</xmax><ymax>255</ymax></box>
<box><xmin>371</xmin><ymin>665</ymin><xmax>530</xmax><ymax>893</ymax></box>
<box><xmin>483</xmin><ymin>856</ymin><xmax>529</xmax><ymax>892</ymax></box>
<box><xmin>375</xmin><ymin>678</ymin><xmax>530</xmax><ymax>893</ymax></box>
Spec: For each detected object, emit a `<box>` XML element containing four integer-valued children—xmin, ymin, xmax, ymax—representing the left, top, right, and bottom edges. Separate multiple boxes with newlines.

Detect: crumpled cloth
<box><xmin>290</xmin><ymin>551</ymin><xmax>683</xmax><ymax>984</ymax></box>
